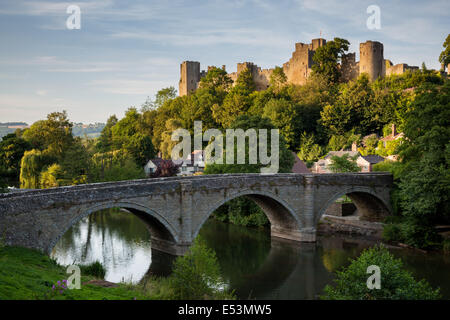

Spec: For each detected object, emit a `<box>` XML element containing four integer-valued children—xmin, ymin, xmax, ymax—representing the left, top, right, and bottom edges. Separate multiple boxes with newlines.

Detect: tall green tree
<box><xmin>439</xmin><ymin>34</ymin><xmax>450</xmax><ymax>71</ymax></box>
<box><xmin>312</xmin><ymin>37</ymin><xmax>350</xmax><ymax>84</ymax></box>
<box><xmin>0</xmin><ymin>133</ymin><xmax>31</xmax><ymax>183</ymax></box>
<box><xmin>96</xmin><ymin>115</ymin><xmax>118</xmax><ymax>152</ymax></box>
<box><xmin>22</xmin><ymin>111</ymin><xmax>74</xmax><ymax>159</ymax></box>
<box><xmin>398</xmin><ymin>82</ymin><xmax>450</xmax><ymax>227</ymax></box>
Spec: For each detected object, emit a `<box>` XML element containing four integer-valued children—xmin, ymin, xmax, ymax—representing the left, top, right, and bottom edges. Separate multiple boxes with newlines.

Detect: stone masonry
<box><xmin>179</xmin><ymin>38</ymin><xmax>420</xmax><ymax>96</ymax></box>
<box><xmin>0</xmin><ymin>173</ymin><xmax>392</xmax><ymax>255</ymax></box>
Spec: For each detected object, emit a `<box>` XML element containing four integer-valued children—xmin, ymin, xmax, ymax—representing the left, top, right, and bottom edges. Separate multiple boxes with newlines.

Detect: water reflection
<box><xmin>199</xmin><ymin>220</ymin><xmax>450</xmax><ymax>299</ymax></box>
<box><xmin>51</xmin><ymin>208</ymin><xmax>154</xmax><ymax>284</ymax></box>
<box><xmin>52</xmin><ymin>209</ymin><xmax>450</xmax><ymax>299</ymax></box>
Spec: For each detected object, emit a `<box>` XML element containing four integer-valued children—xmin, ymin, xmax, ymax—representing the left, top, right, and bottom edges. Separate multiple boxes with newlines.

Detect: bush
<box><xmin>382</xmin><ymin>223</ymin><xmax>404</xmax><ymax>243</ymax></box>
<box><xmin>400</xmin><ymin>219</ymin><xmax>442</xmax><ymax>249</ymax></box>
<box><xmin>79</xmin><ymin>261</ymin><xmax>106</xmax><ymax>279</ymax></box>
<box><xmin>443</xmin><ymin>239</ymin><xmax>450</xmax><ymax>254</ymax></box>
<box><xmin>169</xmin><ymin>237</ymin><xmax>234</xmax><ymax>300</ymax></box>
<box><xmin>322</xmin><ymin>246</ymin><xmax>441</xmax><ymax>300</ymax></box>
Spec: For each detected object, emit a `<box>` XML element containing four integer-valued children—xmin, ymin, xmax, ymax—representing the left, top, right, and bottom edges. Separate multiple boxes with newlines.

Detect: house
<box><xmin>380</xmin><ymin>123</ymin><xmax>404</xmax><ymax>147</ymax></box>
<box><xmin>291</xmin><ymin>152</ymin><xmax>310</xmax><ymax>173</ymax></box>
<box><xmin>176</xmin><ymin>150</ymin><xmax>206</xmax><ymax>176</ymax></box>
<box><xmin>313</xmin><ymin>151</ymin><xmax>384</xmax><ymax>173</ymax></box>
<box><xmin>144</xmin><ymin>157</ymin><xmax>177</xmax><ymax>176</ymax></box>
<box><xmin>356</xmin><ymin>155</ymin><xmax>385</xmax><ymax>172</ymax></box>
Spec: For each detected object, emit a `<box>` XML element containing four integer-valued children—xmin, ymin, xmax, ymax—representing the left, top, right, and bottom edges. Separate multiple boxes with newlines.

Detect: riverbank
<box><xmin>0</xmin><ymin>246</ymin><xmax>151</xmax><ymax>300</ymax></box>
<box><xmin>318</xmin><ymin>214</ymin><xmax>384</xmax><ymax>240</ymax></box>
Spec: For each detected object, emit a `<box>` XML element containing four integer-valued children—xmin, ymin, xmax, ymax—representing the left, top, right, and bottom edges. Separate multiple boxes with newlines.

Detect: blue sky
<box><xmin>0</xmin><ymin>0</ymin><xmax>449</xmax><ymax>124</ymax></box>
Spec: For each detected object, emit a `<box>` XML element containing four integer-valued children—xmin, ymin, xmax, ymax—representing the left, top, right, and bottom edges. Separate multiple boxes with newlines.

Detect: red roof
<box><xmin>291</xmin><ymin>152</ymin><xmax>310</xmax><ymax>173</ymax></box>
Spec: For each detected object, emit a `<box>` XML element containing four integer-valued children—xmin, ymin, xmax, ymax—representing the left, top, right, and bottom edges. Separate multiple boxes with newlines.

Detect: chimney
<box><xmin>391</xmin><ymin>124</ymin><xmax>396</xmax><ymax>137</ymax></box>
<box><xmin>352</xmin><ymin>141</ymin><xmax>358</xmax><ymax>152</ymax></box>
<box><xmin>157</xmin><ymin>151</ymin><xmax>162</xmax><ymax>158</ymax></box>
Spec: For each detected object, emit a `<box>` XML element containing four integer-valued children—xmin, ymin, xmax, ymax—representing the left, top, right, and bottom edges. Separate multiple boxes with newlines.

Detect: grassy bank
<box><xmin>0</xmin><ymin>237</ymin><xmax>234</xmax><ymax>300</ymax></box>
<box><xmin>0</xmin><ymin>246</ymin><xmax>150</xmax><ymax>300</ymax></box>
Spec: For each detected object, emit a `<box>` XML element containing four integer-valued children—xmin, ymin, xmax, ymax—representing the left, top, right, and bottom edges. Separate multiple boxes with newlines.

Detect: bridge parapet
<box><xmin>0</xmin><ymin>173</ymin><xmax>393</xmax><ymax>255</ymax></box>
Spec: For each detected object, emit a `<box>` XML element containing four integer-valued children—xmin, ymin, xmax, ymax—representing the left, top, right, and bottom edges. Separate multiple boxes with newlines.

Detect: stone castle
<box><xmin>179</xmin><ymin>38</ymin><xmax>420</xmax><ymax>96</ymax></box>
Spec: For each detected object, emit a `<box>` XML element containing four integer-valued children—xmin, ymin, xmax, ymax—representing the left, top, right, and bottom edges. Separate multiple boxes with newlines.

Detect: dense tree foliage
<box><xmin>312</xmin><ymin>37</ymin><xmax>350</xmax><ymax>84</ymax></box>
<box><xmin>322</xmin><ymin>246</ymin><xmax>440</xmax><ymax>300</ymax></box>
<box><xmin>439</xmin><ymin>34</ymin><xmax>450</xmax><ymax>69</ymax></box>
<box><xmin>1</xmin><ymin>35</ymin><xmax>448</xmax><ymax>249</ymax></box>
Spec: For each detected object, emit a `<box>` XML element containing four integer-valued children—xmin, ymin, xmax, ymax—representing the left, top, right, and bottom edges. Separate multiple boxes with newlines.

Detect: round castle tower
<box><xmin>359</xmin><ymin>41</ymin><xmax>384</xmax><ymax>81</ymax></box>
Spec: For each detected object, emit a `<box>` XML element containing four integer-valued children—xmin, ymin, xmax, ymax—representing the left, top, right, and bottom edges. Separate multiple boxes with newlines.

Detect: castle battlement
<box><xmin>179</xmin><ymin>38</ymin><xmax>419</xmax><ymax>96</ymax></box>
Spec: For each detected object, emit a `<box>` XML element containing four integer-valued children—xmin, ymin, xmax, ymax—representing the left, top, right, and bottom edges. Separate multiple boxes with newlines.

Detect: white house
<box><xmin>313</xmin><ymin>151</ymin><xmax>384</xmax><ymax>173</ymax></box>
<box><xmin>176</xmin><ymin>150</ymin><xmax>205</xmax><ymax>176</ymax></box>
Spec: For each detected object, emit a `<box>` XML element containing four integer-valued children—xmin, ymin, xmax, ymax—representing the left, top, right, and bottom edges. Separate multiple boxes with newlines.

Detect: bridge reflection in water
<box><xmin>51</xmin><ymin>208</ymin><xmax>450</xmax><ymax>299</ymax></box>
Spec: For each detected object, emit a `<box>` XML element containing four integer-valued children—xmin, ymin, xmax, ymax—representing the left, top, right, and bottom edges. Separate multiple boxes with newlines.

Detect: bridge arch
<box><xmin>192</xmin><ymin>189</ymin><xmax>302</xmax><ymax>242</ymax></box>
<box><xmin>315</xmin><ymin>186</ymin><xmax>391</xmax><ymax>224</ymax></box>
<box><xmin>48</xmin><ymin>201</ymin><xmax>179</xmax><ymax>254</ymax></box>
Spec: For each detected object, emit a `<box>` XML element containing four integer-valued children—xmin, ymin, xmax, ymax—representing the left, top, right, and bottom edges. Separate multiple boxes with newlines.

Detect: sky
<box><xmin>0</xmin><ymin>0</ymin><xmax>448</xmax><ymax>124</ymax></box>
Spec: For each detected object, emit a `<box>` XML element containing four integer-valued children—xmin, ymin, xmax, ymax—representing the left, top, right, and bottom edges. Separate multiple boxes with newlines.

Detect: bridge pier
<box><xmin>150</xmin><ymin>237</ymin><xmax>191</xmax><ymax>256</ymax></box>
<box><xmin>271</xmin><ymin>226</ymin><xmax>316</xmax><ymax>242</ymax></box>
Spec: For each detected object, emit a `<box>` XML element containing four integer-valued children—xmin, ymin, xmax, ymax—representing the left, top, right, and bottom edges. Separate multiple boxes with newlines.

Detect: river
<box><xmin>51</xmin><ymin>208</ymin><xmax>450</xmax><ymax>299</ymax></box>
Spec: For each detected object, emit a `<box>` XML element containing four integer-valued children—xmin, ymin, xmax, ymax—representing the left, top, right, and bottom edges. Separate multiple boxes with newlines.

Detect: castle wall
<box><xmin>282</xmin><ymin>38</ymin><xmax>326</xmax><ymax>85</ymax></box>
<box><xmin>359</xmin><ymin>41</ymin><xmax>384</xmax><ymax>81</ymax></box>
<box><xmin>179</xmin><ymin>38</ymin><xmax>421</xmax><ymax>96</ymax></box>
<box><xmin>341</xmin><ymin>53</ymin><xmax>359</xmax><ymax>82</ymax></box>
<box><xmin>385</xmin><ymin>63</ymin><xmax>419</xmax><ymax>76</ymax></box>
<box><xmin>229</xmin><ymin>62</ymin><xmax>272</xmax><ymax>91</ymax></box>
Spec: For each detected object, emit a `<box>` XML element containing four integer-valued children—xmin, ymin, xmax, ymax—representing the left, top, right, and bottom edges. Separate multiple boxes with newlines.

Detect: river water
<box><xmin>51</xmin><ymin>208</ymin><xmax>450</xmax><ymax>299</ymax></box>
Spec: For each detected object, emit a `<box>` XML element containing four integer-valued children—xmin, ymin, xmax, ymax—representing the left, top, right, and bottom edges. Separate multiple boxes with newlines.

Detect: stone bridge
<box><xmin>0</xmin><ymin>173</ymin><xmax>392</xmax><ymax>255</ymax></box>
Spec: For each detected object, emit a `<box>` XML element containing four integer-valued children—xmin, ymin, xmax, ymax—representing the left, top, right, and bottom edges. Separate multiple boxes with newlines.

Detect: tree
<box><xmin>204</xmin><ymin>115</ymin><xmax>294</xmax><ymax>174</ymax></box>
<box><xmin>169</xmin><ymin>236</ymin><xmax>232</xmax><ymax>299</ymax></box>
<box><xmin>110</xmin><ymin>108</ymin><xmax>156</xmax><ymax>165</ymax></box>
<box><xmin>141</xmin><ymin>87</ymin><xmax>177</xmax><ymax>111</ymax></box>
<box><xmin>199</xmin><ymin>66</ymin><xmax>233</xmax><ymax>96</ymax></box>
<box><xmin>312</xmin><ymin>38</ymin><xmax>350</xmax><ymax>84</ymax></box>
<box><xmin>262</xmin><ymin>98</ymin><xmax>298</xmax><ymax>149</ymax></box>
<box><xmin>269</xmin><ymin>66</ymin><xmax>287</xmax><ymax>92</ymax></box>
<box><xmin>439</xmin><ymin>34</ymin><xmax>450</xmax><ymax>71</ymax></box>
<box><xmin>19</xmin><ymin>149</ymin><xmax>44</xmax><ymax>189</ymax></box>
<box><xmin>297</xmin><ymin>132</ymin><xmax>324</xmax><ymax>162</ymax></box>
<box><xmin>212</xmin><ymin>69</ymin><xmax>256</xmax><ymax>128</ymax></box>
<box><xmin>0</xmin><ymin>133</ymin><xmax>31</xmax><ymax>184</ymax></box>
<box><xmin>22</xmin><ymin>111</ymin><xmax>74</xmax><ymax>159</ymax></box>
<box><xmin>322</xmin><ymin>246</ymin><xmax>440</xmax><ymax>300</ymax></box>
<box><xmin>96</xmin><ymin>115</ymin><xmax>117</xmax><ymax>152</ymax></box>
<box><xmin>39</xmin><ymin>164</ymin><xmax>64</xmax><ymax>189</ymax></box>
<box><xmin>328</xmin><ymin>154</ymin><xmax>361</xmax><ymax>173</ymax></box>
<box><xmin>396</xmin><ymin>82</ymin><xmax>450</xmax><ymax>247</ymax></box>
<box><xmin>160</xmin><ymin>118</ymin><xmax>184</xmax><ymax>159</ymax></box>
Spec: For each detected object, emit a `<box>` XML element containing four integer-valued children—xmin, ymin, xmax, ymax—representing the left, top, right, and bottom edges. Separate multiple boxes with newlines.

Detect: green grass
<box><xmin>0</xmin><ymin>246</ymin><xmax>150</xmax><ymax>300</ymax></box>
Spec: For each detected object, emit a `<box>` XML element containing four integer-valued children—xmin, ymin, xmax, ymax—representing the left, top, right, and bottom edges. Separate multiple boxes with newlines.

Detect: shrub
<box><xmin>80</xmin><ymin>261</ymin><xmax>106</xmax><ymax>279</ymax></box>
<box><xmin>400</xmin><ymin>219</ymin><xmax>442</xmax><ymax>249</ymax></box>
<box><xmin>169</xmin><ymin>236</ymin><xmax>234</xmax><ymax>300</ymax></box>
<box><xmin>382</xmin><ymin>223</ymin><xmax>404</xmax><ymax>243</ymax></box>
<box><xmin>443</xmin><ymin>239</ymin><xmax>450</xmax><ymax>254</ymax></box>
<box><xmin>322</xmin><ymin>245</ymin><xmax>441</xmax><ymax>300</ymax></box>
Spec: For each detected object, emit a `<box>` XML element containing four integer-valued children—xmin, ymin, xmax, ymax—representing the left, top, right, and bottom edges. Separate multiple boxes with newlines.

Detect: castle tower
<box><xmin>311</xmin><ymin>38</ymin><xmax>326</xmax><ymax>50</ymax></box>
<box><xmin>179</xmin><ymin>61</ymin><xmax>201</xmax><ymax>96</ymax></box>
<box><xmin>359</xmin><ymin>41</ymin><xmax>384</xmax><ymax>81</ymax></box>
